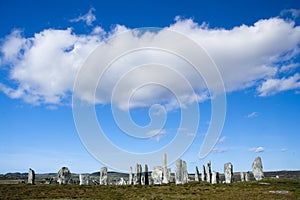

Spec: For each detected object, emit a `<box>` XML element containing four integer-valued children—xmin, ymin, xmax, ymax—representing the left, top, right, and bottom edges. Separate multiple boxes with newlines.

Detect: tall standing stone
<box><xmin>152</xmin><ymin>166</ymin><xmax>163</xmax><ymax>185</ymax></box>
<box><xmin>245</xmin><ymin>171</ymin><xmax>250</xmax><ymax>181</ymax></box>
<box><xmin>211</xmin><ymin>171</ymin><xmax>219</xmax><ymax>184</ymax></box>
<box><xmin>175</xmin><ymin>159</ymin><xmax>183</xmax><ymax>184</ymax></box>
<box><xmin>144</xmin><ymin>164</ymin><xmax>149</xmax><ymax>185</ymax></box>
<box><xmin>252</xmin><ymin>156</ymin><xmax>264</xmax><ymax>181</ymax></box>
<box><xmin>240</xmin><ymin>172</ymin><xmax>245</xmax><ymax>182</ymax></box>
<box><xmin>224</xmin><ymin>162</ymin><xmax>233</xmax><ymax>184</ymax></box>
<box><xmin>133</xmin><ymin>164</ymin><xmax>142</xmax><ymax>185</ymax></box>
<box><xmin>100</xmin><ymin>167</ymin><xmax>108</xmax><ymax>185</ymax></box>
<box><xmin>129</xmin><ymin>166</ymin><xmax>133</xmax><ymax>185</ymax></box>
<box><xmin>162</xmin><ymin>153</ymin><xmax>169</xmax><ymax>184</ymax></box>
<box><xmin>57</xmin><ymin>167</ymin><xmax>71</xmax><ymax>185</ymax></box>
<box><xmin>133</xmin><ymin>164</ymin><xmax>138</xmax><ymax>185</ymax></box>
<box><xmin>195</xmin><ymin>166</ymin><xmax>200</xmax><ymax>182</ymax></box>
<box><xmin>28</xmin><ymin>168</ymin><xmax>35</xmax><ymax>184</ymax></box>
<box><xmin>206</xmin><ymin>161</ymin><xmax>212</xmax><ymax>183</ymax></box>
<box><xmin>79</xmin><ymin>174</ymin><xmax>89</xmax><ymax>185</ymax></box>
<box><xmin>175</xmin><ymin>159</ymin><xmax>188</xmax><ymax>184</ymax></box>
<box><xmin>182</xmin><ymin>161</ymin><xmax>188</xmax><ymax>184</ymax></box>
<box><xmin>201</xmin><ymin>165</ymin><xmax>206</xmax><ymax>181</ymax></box>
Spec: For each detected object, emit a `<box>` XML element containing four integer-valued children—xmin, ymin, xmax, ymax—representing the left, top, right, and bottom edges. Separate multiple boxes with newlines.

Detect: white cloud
<box><xmin>1</xmin><ymin>16</ymin><xmax>300</xmax><ymax>109</ymax></box>
<box><xmin>70</xmin><ymin>8</ymin><xmax>96</xmax><ymax>26</ymax></box>
<box><xmin>257</xmin><ymin>73</ymin><xmax>300</xmax><ymax>96</ymax></box>
<box><xmin>249</xmin><ymin>146</ymin><xmax>265</xmax><ymax>153</ymax></box>
<box><xmin>279</xmin><ymin>63</ymin><xmax>300</xmax><ymax>73</ymax></box>
<box><xmin>280</xmin><ymin>9</ymin><xmax>300</xmax><ymax>19</ymax></box>
<box><xmin>146</xmin><ymin>129</ymin><xmax>167</xmax><ymax>141</ymax></box>
<box><xmin>212</xmin><ymin>147</ymin><xmax>229</xmax><ymax>153</ymax></box>
<box><xmin>218</xmin><ymin>136</ymin><xmax>226</xmax><ymax>143</ymax></box>
<box><xmin>246</xmin><ymin>112</ymin><xmax>259</xmax><ymax>118</ymax></box>
<box><xmin>280</xmin><ymin>148</ymin><xmax>287</xmax><ymax>152</ymax></box>
<box><xmin>0</xmin><ymin>28</ymin><xmax>100</xmax><ymax>104</ymax></box>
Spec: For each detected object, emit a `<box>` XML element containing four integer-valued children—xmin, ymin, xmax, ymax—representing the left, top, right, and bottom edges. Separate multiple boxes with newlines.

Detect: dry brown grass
<box><xmin>0</xmin><ymin>178</ymin><xmax>299</xmax><ymax>199</ymax></box>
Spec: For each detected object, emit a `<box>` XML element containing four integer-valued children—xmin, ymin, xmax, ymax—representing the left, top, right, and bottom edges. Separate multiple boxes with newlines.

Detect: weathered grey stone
<box><xmin>79</xmin><ymin>174</ymin><xmax>90</xmax><ymax>185</ymax></box>
<box><xmin>162</xmin><ymin>153</ymin><xmax>169</xmax><ymax>184</ymax></box>
<box><xmin>141</xmin><ymin>175</ymin><xmax>145</xmax><ymax>185</ymax></box>
<box><xmin>206</xmin><ymin>161</ymin><xmax>212</xmax><ymax>183</ymax></box>
<box><xmin>252</xmin><ymin>156</ymin><xmax>264</xmax><ymax>181</ymax></box>
<box><xmin>144</xmin><ymin>164</ymin><xmax>149</xmax><ymax>185</ymax></box>
<box><xmin>175</xmin><ymin>159</ymin><xmax>182</xmax><ymax>184</ymax></box>
<box><xmin>133</xmin><ymin>164</ymin><xmax>142</xmax><ymax>185</ymax></box>
<box><xmin>149</xmin><ymin>176</ymin><xmax>154</xmax><ymax>185</ymax></box>
<box><xmin>152</xmin><ymin>166</ymin><xmax>163</xmax><ymax>185</ymax></box>
<box><xmin>175</xmin><ymin>159</ymin><xmax>188</xmax><ymax>184</ymax></box>
<box><xmin>117</xmin><ymin>178</ymin><xmax>126</xmax><ymax>185</ymax></box>
<box><xmin>195</xmin><ymin>166</ymin><xmax>200</xmax><ymax>182</ymax></box>
<box><xmin>211</xmin><ymin>171</ymin><xmax>219</xmax><ymax>184</ymax></box>
<box><xmin>224</xmin><ymin>162</ymin><xmax>233</xmax><ymax>184</ymax></box>
<box><xmin>57</xmin><ymin>167</ymin><xmax>71</xmax><ymax>185</ymax></box>
<box><xmin>245</xmin><ymin>171</ymin><xmax>250</xmax><ymax>181</ymax></box>
<box><xmin>129</xmin><ymin>166</ymin><xmax>133</xmax><ymax>185</ymax></box>
<box><xmin>28</xmin><ymin>168</ymin><xmax>35</xmax><ymax>184</ymax></box>
<box><xmin>240</xmin><ymin>172</ymin><xmax>245</xmax><ymax>182</ymax></box>
<box><xmin>182</xmin><ymin>161</ymin><xmax>188</xmax><ymax>184</ymax></box>
<box><xmin>162</xmin><ymin>153</ymin><xmax>167</xmax><ymax>167</ymax></box>
<box><xmin>201</xmin><ymin>165</ymin><xmax>206</xmax><ymax>181</ymax></box>
<box><xmin>100</xmin><ymin>167</ymin><xmax>108</xmax><ymax>185</ymax></box>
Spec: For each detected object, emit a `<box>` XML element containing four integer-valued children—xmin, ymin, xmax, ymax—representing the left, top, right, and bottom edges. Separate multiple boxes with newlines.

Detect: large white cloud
<box><xmin>1</xmin><ymin>16</ymin><xmax>300</xmax><ymax>109</ymax></box>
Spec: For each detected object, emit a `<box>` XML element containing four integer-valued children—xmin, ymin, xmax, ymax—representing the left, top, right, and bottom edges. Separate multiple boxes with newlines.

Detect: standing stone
<box><xmin>240</xmin><ymin>172</ymin><xmax>245</xmax><ymax>182</ymax></box>
<box><xmin>144</xmin><ymin>164</ymin><xmax>149</xmax><ymax>185</ymax></box>
<box><xmin>133</xmin><ymin>164</ymin><xmax>142</xmax><ymax>185</ymax></box>
<box><xmin>133</xmin><ymin>164</ymin><xmax>138</xmax><ymax>185</ymax></box>
<box><xmin>117</xmin><ymin>178</ymin><xmax>126</xmax><ymax>185</ymax></box>
<box><xmin>201</xmin><ymin>165</ymin><xmax>206</xmax><ymax>181</ymax></box>
<box><xmin>57</xmin><ymin>167</ymin><xmax>71</xmax><ymax>185</ymax></box>
<box><xmin>28</xmin><ymin>168</ymin><xmax>35</xmax><ymax>184</ymax></box>
<box><xmin>206</xmin><ymin>161</ymin><xmax>212</xmax><ymax>183</ymax></box>
<box><xmin>152</xmin><ymin>166</ymin><xmax>163</xmax><ymax>185</ymax></box>
<box><xmin>129</xmin><ymin>166</ymin><xmax>133</xmax><ymax>185</ymax></box>
<box><xmin>162</xmin><ymin>153</ymin><xmax>169</xmax><ymax>184</ymax></box>
<box><xmin>252</xmin><ymin>156</ymin><xmax>264</xmax><ymax>181</ymax></box>
<box><xmin>79</xmin><ymin>174</ymin><xmax>90</xmax><ymax>185</ymax></box>
<box><xmin>100</xmin><ymin>167</ymin><xmax>108</xmax><ymax>185</ymax></box>
<box><xmin>175</xmin><ymin>159</ymin><xmax>183</xmax><ymax>184</ymax></box>
<box><xmin>149</xmin><ymin>176</ymin><xmax>154</xmax><ymax>185</ymax></box>
<box><xmin>211</xmin><ymin>171</ymin><xmax>219</xmax><ymax>184</ymax></box>
<box><xmin>138</xmin><ymin>164</ymin><xmax>142</xmax><ymax>184</ymax></box>
<box><xmin>175</xmin><ymin>159</ymin><xmax>188</xmax><ymax>184</ymax></box>
<box><xmin>195</xmin><ymin>166</ymin><xmax>200</xmax><ymax>182</ymax></box>
<box><xmin>224</xmin><ymin>162</ymin><xmax>233</xmax><ymax>184</ymax></box>
<box><xmin>245</xmin><ymin>171</ymin><xmax>250</xmax><ymax>181</ymax></box>
<box><xmin>182</xmin><ymin>161</ymin><xmax>188</xmax><ymax>184</ymax></box>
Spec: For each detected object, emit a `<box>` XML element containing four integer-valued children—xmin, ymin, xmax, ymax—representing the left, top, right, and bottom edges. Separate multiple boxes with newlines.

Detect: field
<box><xmin>0</xmin><ymin>179</ymin><xmax>299</xmax><ymax>199</ymax></box>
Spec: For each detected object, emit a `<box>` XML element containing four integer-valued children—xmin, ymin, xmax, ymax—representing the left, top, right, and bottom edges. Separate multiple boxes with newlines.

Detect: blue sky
<box><xmin>0</xmin><ymin>0</ymin><xmax>300</xmax><ymax>174</ymax></box>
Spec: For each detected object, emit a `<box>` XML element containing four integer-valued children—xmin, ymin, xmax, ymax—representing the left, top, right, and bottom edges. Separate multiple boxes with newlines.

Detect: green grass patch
<box><xmin>0</xmin><ymin>179</ymin><xmax>299</xmax><ymax>199</ymax></box>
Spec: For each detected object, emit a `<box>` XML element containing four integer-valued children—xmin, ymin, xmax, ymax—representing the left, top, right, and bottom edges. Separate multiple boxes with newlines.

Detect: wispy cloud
<box><xmin>70</xmin><ymin>8</ymin><xmax>96</xmax><ymax>26</ymax></box>
<box><xmin>249</xmin><ymin>146</ymin><xmax>265</xmax><ymax>153</ymax></box>
<box><xmin>212</xmin><ymin>147</ymin><xmax>229</xmax><ymax>153</ymax></box>
<box><xmin>280</xmin><ymin>9</ymin><xmax>300</xmax><ymax>19</ymax></box>
<box><xmin>257</xmin><ymin>74</ymin><xmax>300</xmax><ymax>97</ymax></box>
<box><xmin>218</xmin><ymin>136</ymin><xmax>226</xmax><ymax>143</ymax></box>
<box><xmin>147</xmin><ymin>129</ymin><xmax>167</xmax><ymax>142</ymax></box>
<box><xmin>246</xmin><ymin>112</ymin><xmax>259</xmax><ymax>118</ymax></box>
<box><xmin>280</xmin><ymin>148</ymin><xmax>287</xmax><ymax>152</ymax></box>
<box><xmin>186</xmin><ymin>132</ymin><xmax>196</xmax><ymax>137</ymax></box>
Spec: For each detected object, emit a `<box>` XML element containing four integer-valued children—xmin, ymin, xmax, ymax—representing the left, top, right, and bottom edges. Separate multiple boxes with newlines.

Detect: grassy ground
<box><xmin>0</xmin><ymin>179</ymin><xmax>299</xmax><ymax>199</ymax></box>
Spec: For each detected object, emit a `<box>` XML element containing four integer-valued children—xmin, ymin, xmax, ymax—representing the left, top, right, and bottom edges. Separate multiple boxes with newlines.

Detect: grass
<box><xmin>0</xmin><ymin>179</ymin><xmax>299</xmax><ymax>199</ymax></box>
